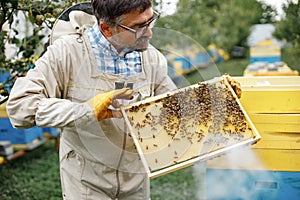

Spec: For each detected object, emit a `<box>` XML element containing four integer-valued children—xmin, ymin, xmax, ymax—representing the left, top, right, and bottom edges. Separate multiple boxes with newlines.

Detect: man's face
<box><xmin>109</xmin><ymin>7</ymin><xmax>156</xmax><ymax>53</ymax></box>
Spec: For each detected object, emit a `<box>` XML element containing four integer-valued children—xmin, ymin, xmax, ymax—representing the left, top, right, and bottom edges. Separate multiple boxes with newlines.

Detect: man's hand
<box><xmin>87</xmin><ymin>88</ymin><xmax>133</xmax><ymax>121</ymax></box>
<box><xmin>224</xmin><ymin>74</ymin><xmax>242</xmax><ymax>98</ymax></box>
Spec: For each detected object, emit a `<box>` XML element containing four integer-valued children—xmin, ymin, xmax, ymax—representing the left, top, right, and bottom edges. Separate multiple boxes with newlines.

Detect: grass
<box><xmin>0</xmin><ymin>140</ymin><xmax>61</xmax><ymax>200</ymax></box>
<box><xmin>192</xmin><ymin>58</ymin><xmax>248</xmax><ymax>79</ymax></box>
<box><xmin>0</xmin><ymin>49</ymin><xmax>298</xmax><ymax>199</ymax></box>
<box><xmin>0</xmin><ymin>140</ymin><xmax>202</xmax><ymax>200</ymax></box>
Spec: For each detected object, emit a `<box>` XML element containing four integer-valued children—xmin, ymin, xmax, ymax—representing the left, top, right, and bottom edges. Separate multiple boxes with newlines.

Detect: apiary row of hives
<box><xmin>121</xmin><ymin>76</ymin><xmax>260</xmax><ymax>178</ymax></box>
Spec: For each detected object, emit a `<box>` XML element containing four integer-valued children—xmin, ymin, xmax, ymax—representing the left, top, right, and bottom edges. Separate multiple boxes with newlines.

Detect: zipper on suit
<box><xmin>114</xmin><ymin>122</ymin><xmax>128</xmax><ymax>198</ymax></box>
<box><xmin>115</xmin><ymin>169</ymin><xmax>121</xmax><ymax>198</ymax></box>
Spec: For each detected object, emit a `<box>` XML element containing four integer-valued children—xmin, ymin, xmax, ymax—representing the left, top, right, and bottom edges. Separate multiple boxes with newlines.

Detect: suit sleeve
<box><xmin>6</xmin><ymin>38</ymin><xmax>94</xmax><ymax>129</ymax></box>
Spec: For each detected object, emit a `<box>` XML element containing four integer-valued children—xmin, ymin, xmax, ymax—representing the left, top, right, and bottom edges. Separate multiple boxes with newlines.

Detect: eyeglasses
<box><xmin>116</xmin><ymin>11</ymin><xmax>160</xmax><ymax>38</ymax></box>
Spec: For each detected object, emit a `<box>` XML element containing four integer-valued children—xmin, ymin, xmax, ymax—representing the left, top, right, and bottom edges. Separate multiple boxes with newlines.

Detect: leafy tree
<box><xmin>0</xmin><ymin>0</ymin><xmax>83</xmax><ymax>100</ymax></box>
<box><xmin>273</xmin><ymin>0</ymin><xmax>300</xmax><ymax>47</ymax></box>
<box><xmin>214</xmin><ymin>0</ymin><xmax>264</xmax><ymax>52</ymax></box>
<box><xmin>156</xmin><ymin>0</ymin><xmax>277</xmax><ymax>53</ymax></box>
<box><xmin>273</xmin><ymin>0</ymin><xmax>300</xmax><ymax>70</ymax></box>
<box><xmin>157</xmin><ymin>0</ymin><xmax>222</xmax><ymax>48</ymax></box>
<box><xmin>261</xmin><ymin>3</ymin><xmax>279</xmax><ymax>23</ymax></box>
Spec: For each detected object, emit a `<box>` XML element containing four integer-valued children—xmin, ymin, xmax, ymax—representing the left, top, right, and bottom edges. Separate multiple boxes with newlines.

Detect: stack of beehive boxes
<box><xmin>205</xmin><ymin>76</ymin><xmax>300</xmax><ymax>199</ymax></box>
<box><xmin>238</xmin><ymin>76</ymin><xmax>300</xmax><ymax>170</ymax></box>
<box><xmin>208</xmin><ymin>76</ymin><xmax>300</xmax><ymax>170</ymax></box>
<box><xmin>235</xmin><ymin>76</ymin><xmax>300</xmax><ymax>171</ymax></box>
<box><xmin>249</xmin><ymin>39</ymin><xmax>281</xmax><ymax>64</ymax></box>
<box><xmin>0</xmin><ymin>102</ymin><xmax>45</xmax><ymax>151</ymax></box>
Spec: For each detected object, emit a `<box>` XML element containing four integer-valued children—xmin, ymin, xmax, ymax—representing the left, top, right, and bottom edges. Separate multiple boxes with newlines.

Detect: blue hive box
<box><xmin>206</xmin><ymin>169</ymin><xmax>300</xmax><ymax>200</ymax></box>
<box><xmin>0</xmin><ymin>118</ymin><xmax>44</xmax><ymax>144</ymax></box>
<box><xmin>43</xmin><ymin>127</ymin><xmax>60</xmax><ymax>137</ymax></box>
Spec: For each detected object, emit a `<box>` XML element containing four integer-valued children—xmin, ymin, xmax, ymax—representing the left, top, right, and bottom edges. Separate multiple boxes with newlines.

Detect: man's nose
<box><xmin>143</xmin><ymin>26</ymin><xmax>153</xmax><ymax>38</ymax></box>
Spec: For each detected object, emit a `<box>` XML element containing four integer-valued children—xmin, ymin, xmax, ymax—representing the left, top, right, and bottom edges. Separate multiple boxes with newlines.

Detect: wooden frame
<box><xmin>121</xmin><ymin>76</ymin><xmax>261</xmax><ymax>179</ymax></box>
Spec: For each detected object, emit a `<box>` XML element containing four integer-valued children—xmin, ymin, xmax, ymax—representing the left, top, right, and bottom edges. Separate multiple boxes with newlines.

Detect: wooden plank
<box><xmin>232</xmin><ymin>76</ymin><xmax>300</xmax><ymax>113</ymax></box>
<box><xmin>0</xmin><ymin>150</ymin><xmax>26</xmax><ymax>165</ymax></box>
<box><xmin>233</xmin><ymin>76</ymin><xmax>300</xmax><ymax>85</ymax></box>
<box><xmin>249</xmin><ymin>113</ymin><xmax>300</xmax><ymax>133</ymax></box>
<box><xmin>13</xmin><ymin>138</ymin><xmax>47</xmax><ymax>151</ymax></box>
<box><xmin>252</xmin><ymin>131</ymin><xmax>300</xmax><ymax>150</ymax></box>
<box><xmin>239</xmin><ymin>90</ymin><xmax>300</xmax><ymax>114</ymax></box>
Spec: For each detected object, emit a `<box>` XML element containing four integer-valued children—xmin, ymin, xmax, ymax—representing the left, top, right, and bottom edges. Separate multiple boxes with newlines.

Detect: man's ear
<box><xmin>100</xmin><ymin>22</ymin><xmax>114</xmax><ymax>37</ymax></box>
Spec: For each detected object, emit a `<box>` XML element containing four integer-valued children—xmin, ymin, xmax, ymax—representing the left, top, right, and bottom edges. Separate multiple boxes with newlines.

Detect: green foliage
<box><xmin>0</xmin><ymin>0</ymin><xmax>85</xmax><ymax>98</ymax></box>
<box><xmin>151</xmin><ymin>166</ymin><xmax>200</xmax><ymax>200</ymax></box>
<box><xmin>282</xmin><ymin>46</ymin><xmax>300</xmax><ymax>72</ymax></box>
<box><xmin>157</xmin><ymin>0</ymin><xmax>277</xmax><ymax>53</ymax></box>
<box><xmin>157</xmin><ymin>0</ymin><xmax>221</xmax><ymax>47</ymax></box>
<box><xmin>214</xmin><ymin>0</ymin><xmax>263</xmax><ymax>52</ymax></box>
<box><xmin>261</xmin><ymin>3</ymin><xmax>279</xmax><ymax>23</ymax></box>
<box><xmin>273</xmin><ymin>1</ymin><xmax>300</xmax><ymax>47</ymax></box>
<box><xmin>273</xmin><ymin>1</ymin><xmax>300</xmax><ymax>71</ymax></box>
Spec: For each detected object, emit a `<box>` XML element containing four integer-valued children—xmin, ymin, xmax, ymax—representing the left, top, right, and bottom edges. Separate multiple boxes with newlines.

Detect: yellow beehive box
<box><xmin>0</xmin><ymin>102</ymin><xmax>8</xmax><ymax>118</ymax></box>
<box><xmin>250</xmin><ymin>39</ymin><xmax>281</xmax><ymax>57</ymax></box>
<box><xmin>233</xmin><ymin>76</ymin><xmax>300</xmax><ymax>114</ymax></box>
<box><xmin>243</xmin><ymin>67</ymin><xmax>299</xmax><ymax>77</ymax></box>
<box><xmin>250</xmin><ymin>45</ymin><xmax>280</xmax><ymax>57</ymax></box>
<box><xmin>240</xmin><ymin>90</ymin><xmax>300</xmax><ymax>113</ymax></box>
<box><xmin>248</xmin><ymin>113</ymin><xmax>300</xmax><ymax>133</ymax></box>
<box><xmin>248</xmin><ymin>113</ymin><xmax>300</xmax><ymax>151</ymax></box>
<box><xmin>206</xmin><ymin>76</ymin><xmax>300</xmax><ymax>172</ymax></box>
<box><xmin>252</xmin><ymin>149</ymin><xmax>300</xmax><ymax>171</ymax></box>
<box><xmin>251</xmin><ymin>130</ymin><xmax>299</xmax><ymax>150</ymax></box>
<box><xmin>234</xmin><ymin>76</ymin><xmax>300</xmax><ymax>85</ymax></box>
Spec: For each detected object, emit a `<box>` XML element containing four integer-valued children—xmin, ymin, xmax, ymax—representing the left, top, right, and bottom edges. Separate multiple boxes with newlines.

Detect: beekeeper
<box><xmin>6</xmin><ymin>0</ymin><xmax>177</xmax><ymax>199</ymax></box>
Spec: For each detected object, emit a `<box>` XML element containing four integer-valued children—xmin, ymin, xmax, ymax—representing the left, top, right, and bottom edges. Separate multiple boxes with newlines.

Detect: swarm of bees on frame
<box><xmin>126</xmin><ymin>79</ymin><xmax>253</xmax><ymax>168</ymax></box>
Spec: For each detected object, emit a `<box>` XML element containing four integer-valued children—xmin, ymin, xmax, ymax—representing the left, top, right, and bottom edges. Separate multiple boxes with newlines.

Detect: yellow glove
<box><xmin>87</xmin><ymin>88</ymin><xmax>133</xmax><ymax>121</ymax></box>
<box><xmin>224</xmin><ymin>74</ymin><xmax>242</xmax><ymax>98</ymax></box>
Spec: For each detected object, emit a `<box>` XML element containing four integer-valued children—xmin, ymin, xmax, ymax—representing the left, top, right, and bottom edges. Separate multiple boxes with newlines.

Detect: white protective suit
<box><xmin>6</xmin><ymin>11</ymin><xmax>177</xmax><ymax>200</ymax></box>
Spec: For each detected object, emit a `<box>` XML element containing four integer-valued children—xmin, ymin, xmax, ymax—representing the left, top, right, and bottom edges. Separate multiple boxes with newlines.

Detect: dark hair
<box><xmin>92</xmin><ymin>0</ymin><xmax>152</xmax><ymax>25</ymax></box>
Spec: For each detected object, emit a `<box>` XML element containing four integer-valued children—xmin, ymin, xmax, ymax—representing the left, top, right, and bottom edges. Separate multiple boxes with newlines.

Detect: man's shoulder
<box><xmin>143</xmin><ymin>44</ymin><xmax>165</xmax><ymax>58</ymax></box>
<box><xmin>52</xmin><ymin>34</ymin><xmax>83</xmax><ymax>46</ymax></box>
<box><xmin>48</xmin><ymin>34</ymin><xmax>89</xmax><ymax>54</ymax></box>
